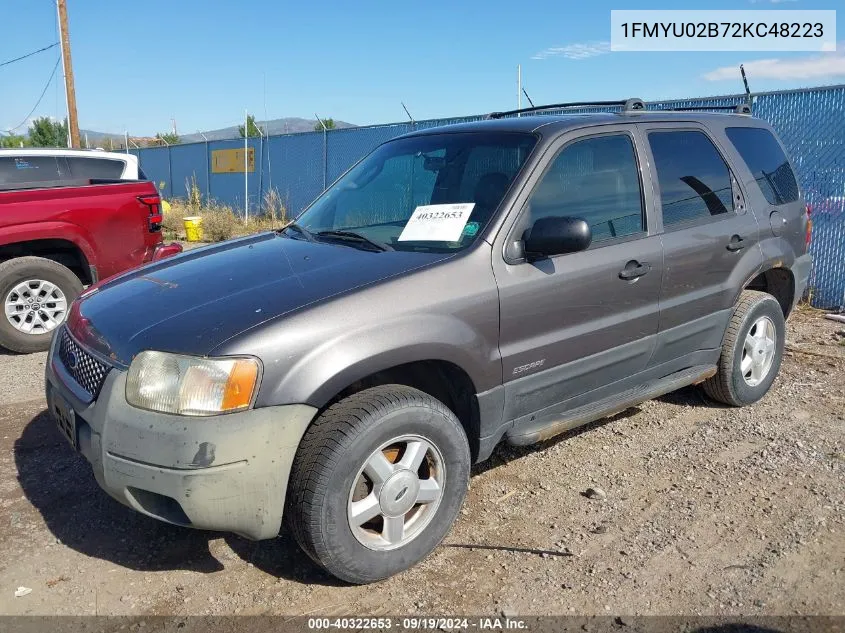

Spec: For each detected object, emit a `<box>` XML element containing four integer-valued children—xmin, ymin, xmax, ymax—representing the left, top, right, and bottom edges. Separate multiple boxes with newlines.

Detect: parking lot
<box><xmin>0</xmin><ymin>308</ymin><xmax>842</xmax><ymax>617</ymax></box>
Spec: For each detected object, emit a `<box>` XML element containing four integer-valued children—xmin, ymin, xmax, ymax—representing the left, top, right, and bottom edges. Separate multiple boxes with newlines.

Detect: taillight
<box><xmin>805</xmin><ymin>203</ymin><xmax>812</xmax><ymax>248</ymax></box>
<box><xmin>138</xmin><ymin>194</ymin><xmax>163</xmax><ymax>232</ymax></box>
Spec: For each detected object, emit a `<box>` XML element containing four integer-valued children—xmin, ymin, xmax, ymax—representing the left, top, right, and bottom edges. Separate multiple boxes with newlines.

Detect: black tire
<box><xmin>702</xmin><ymin>290</ymin><xmax>786</xmax><ymax>407</ymax></box>
<box><xmin>0</xmin><ymin>257</ymin><xmax>83</xmax><ymax>354</ymax></box>
<box><xmin>286</xmin><ymin>385</ymin><xmax>471</xmax><ymax>584</ymax></box>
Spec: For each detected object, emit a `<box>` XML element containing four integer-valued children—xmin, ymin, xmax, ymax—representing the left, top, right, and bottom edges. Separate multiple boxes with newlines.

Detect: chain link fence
<box><xmin>129</xmin><ymin>84</ymin><xmax>845</xmax><ymax>309</ymax></box>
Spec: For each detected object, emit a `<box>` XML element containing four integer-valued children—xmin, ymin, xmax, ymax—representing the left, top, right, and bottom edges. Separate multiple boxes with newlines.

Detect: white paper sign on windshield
<box><xmin>398</xmin><ymin>203</ymin><xmax>475</xmax><ymax>242</ymax></box>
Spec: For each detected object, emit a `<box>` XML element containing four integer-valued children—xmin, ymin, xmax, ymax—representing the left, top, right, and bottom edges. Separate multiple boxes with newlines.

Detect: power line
<box><xmin>7</xmin><ymin>57</ymin><xmax>62</xmax><ymax>132</ymax></box>
<box><xmin>0</xmin><ymin>42</ymin><xmax>59</xmax><ymax>69</ymax></box>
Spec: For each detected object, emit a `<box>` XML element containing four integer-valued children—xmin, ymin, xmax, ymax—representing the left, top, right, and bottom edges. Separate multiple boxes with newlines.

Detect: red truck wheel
<box><xmin>0</xmin><ymin>257</ymin><xmax>83</xmax><ymax>354</ymax></box>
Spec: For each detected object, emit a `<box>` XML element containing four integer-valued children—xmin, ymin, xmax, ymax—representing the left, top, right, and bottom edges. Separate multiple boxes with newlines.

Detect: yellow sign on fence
<box><xmin>211</xmin><ymin>148</ymin><xmax>255</xmax><ymax>173</ymax></box>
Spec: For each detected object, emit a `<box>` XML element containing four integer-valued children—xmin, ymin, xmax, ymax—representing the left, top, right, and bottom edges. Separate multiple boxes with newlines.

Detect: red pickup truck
<box><xmin>0</xmin><ymin>178</ymin><xmax>181</xmax><ymax>353</ymax></box>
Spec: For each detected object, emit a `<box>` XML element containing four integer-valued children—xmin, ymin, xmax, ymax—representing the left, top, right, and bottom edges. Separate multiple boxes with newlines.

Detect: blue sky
<box><xmin>1</xmin><ymin>0</ymin><xmax>843</xmax><ymax>135</ymax></box>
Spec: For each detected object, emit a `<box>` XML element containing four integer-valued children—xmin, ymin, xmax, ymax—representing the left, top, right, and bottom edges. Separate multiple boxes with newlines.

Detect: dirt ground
<box><xmin>0</xmin><ymin>308</ymin><xmax>842</xmax><ymax>617</ymax></box>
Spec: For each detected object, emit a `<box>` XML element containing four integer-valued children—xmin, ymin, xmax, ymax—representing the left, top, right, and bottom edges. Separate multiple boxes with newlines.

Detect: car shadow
<box><xmin>473</xmin><ymin>385</ymin><xmax>728</xmax><ymax>476</ymax></box>
<box><xmin>472</xmin><ymin>406</ymin><xmax>643</xmax><ymax>476</ymax></box>
<box><xmin>14</xmin><ymin>408</ymin><xmax>327</xmax><ymax>582</ymax></box>
<box><xmin>657</xmin><ymin>384</ymin><xmax>729</xmax><ymax>409</ymax></box>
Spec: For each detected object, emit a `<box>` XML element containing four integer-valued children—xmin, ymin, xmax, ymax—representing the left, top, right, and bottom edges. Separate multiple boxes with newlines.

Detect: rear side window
<box><xmin>0</xmin><ymin>156</ymin><xmax>67</xmax><ymax>185</ymax></box>
<box><xmin>648</xmin><ymin>130</ymin><xmax>734</xmax><ymax>227</ymax></box>
<box><xmin>527</xmin><ymin>134</ymin><xmax>644</xmax><ymax>243</ymax></box>
<box><xmin>725</xmin><ymin>127</ymin><xmax>799</xmax><ymax>205</ymax></box>
<box><xmin>66</xmin><ymin>157</ymin><xmax>126</xmax><ymax>179</ymax></box>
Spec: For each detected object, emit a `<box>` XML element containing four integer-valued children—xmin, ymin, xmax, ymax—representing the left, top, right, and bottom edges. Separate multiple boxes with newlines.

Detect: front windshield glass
<box><xmin>292</xmin><ymin>131</ymin><xmax>537</xmax><ymax>252</ymax></box>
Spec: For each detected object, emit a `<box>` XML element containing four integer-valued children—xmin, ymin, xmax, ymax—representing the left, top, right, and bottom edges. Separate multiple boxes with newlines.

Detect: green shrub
<box><xmin>200</xmin><ymin>206</ymin><xmax>240</xmax><ymax>242</ymax></box>
<box><xmin>162</xmin><ymin>201</ymin><xmax>187</xmax><ymax>239</ymax></box>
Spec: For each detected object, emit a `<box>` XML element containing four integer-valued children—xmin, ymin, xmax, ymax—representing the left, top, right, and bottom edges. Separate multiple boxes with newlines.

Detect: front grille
<box><xmin>57</xmin><ymin>328</ymin><xmax>110</xmax><ymax>399</ymax></box>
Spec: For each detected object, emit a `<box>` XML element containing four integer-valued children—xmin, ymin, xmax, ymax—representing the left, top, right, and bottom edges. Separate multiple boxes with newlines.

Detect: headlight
<box><xmin>126</xmin><ymin>351</ymin><xmax>260</xmax><ymax>416</ymax></box>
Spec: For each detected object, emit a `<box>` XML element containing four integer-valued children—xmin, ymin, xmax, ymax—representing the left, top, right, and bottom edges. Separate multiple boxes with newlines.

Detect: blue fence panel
<box><xmin>169</xmin><ymin>142</ymin><xmax>209</xmax><ymax>202</ymax></box>
<box><xmin>206</xmin><ymin>138</ymin><xmax>263</xmax><ymax>213</ymax></box>
<box><xmin>135</xmin><ymin>146</ymin><xmax>171</xmax><ymax>197</ymax></box>
<box><xmin>755</xmin><ymin>87</ymin><xmax>845</xmax><ymax>309</ymax></box>
<box><xmin>265</xmin><ymin>132</ymin><xmax>324</xmax><ymax>218</ymax></box>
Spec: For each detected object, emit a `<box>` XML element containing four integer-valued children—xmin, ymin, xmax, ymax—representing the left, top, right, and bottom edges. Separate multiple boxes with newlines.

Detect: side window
<box><xmin>648</xmin><ymin>130</ymin><xmax>734</xmax><ymax>227</ymax></box>
<box><xmin>527</xmin><ymin>134</ymin><xmax>644</xmax><ymax>243</ymax></box>
<box><xmin>66</xmin><ymin>157</ymin><xmax>126</xmax><ymax>180</ymax></box>
<box><xmin>725</xmin><ymin>127</ymin><xmax>799</xmax><ymax>205</ymax></box>
<box><xmin>0</xmin><ymin>156</ymin><xmax>65</xmax><ymax>185</ymax></box>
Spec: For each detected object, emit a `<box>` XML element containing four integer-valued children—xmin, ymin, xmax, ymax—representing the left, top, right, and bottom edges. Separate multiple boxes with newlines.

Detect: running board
<box><xmin>505</xmin><ymin>365</ymin><xmax>717</xmax><ymax>446</ymax></box>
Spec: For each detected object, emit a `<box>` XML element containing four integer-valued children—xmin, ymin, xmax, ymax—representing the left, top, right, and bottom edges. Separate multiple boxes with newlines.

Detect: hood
<box><xmin>69</xmin><ymin>232</ymin><xmax>449</xmax><ymax>365</ymax></box>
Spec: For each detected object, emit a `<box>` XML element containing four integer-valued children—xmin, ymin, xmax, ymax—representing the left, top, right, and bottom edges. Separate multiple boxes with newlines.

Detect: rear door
<box><xmin>638</xmin><ymin>123</ymin><xmax>763</xmax><ymax>367</ymax></box>
<box><xmin>492</xmin><ymin>125</ymin><xmax>663</xmax><ymax>421</ymax></box>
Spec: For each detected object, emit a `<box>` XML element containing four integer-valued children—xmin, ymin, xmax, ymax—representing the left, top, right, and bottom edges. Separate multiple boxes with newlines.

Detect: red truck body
<box><xmin>0</xmin><ymin>179</ymin><xmax>181</xmax><ymax>352</ymax></box>
<box><xmin>0</xmin><ymin>179</ymin><xmax>180</xmax><ymax>282</ymax></box>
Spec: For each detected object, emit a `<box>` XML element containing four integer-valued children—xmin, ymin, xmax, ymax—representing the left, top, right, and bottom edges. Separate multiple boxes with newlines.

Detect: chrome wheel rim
<box><xmin>4</xmin><ymin>279</ymin><xmax>68</xmax><ymax>335</ymax></box>
<box><xmin>741</xmin><ymin>316</ymin><xmax>776</xmax><ymax>387</ymax></box>
<box><xmin>347</xmin><ymin>434</ymin><xmax>445</xmax><ymax>551</ymax></box>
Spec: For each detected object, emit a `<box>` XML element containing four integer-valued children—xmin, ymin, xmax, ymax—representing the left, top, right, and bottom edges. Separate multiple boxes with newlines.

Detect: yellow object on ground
<box><xmin>161</xmin><ymin>199</ymin><xmax>172</xmax><ymax>214</ymax></box>
<box><xmin>183</xmin><ymin>216</ymin><xmax>203</xmax><ymax>242</ymax></box>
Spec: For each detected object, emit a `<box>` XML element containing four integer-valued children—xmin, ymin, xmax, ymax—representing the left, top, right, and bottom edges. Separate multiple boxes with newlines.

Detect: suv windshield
<box><xmin>292</xmin><ymin>132</ymin><xmax>537</xmax><ymax>252</ymax></box>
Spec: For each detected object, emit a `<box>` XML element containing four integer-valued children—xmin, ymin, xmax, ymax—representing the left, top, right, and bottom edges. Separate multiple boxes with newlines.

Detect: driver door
<box><xmin>492</xmin><ymin>126</ymin><xmax>663</xmax><ymax>421</ymax></box>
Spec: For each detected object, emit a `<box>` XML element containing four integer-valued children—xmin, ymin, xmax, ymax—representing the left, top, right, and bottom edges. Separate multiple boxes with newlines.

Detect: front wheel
<box><xmin>286</xmin><ymin>385</ymin><xmax>470</xmax><ymax>584</ymax></box>
<box><xmin>0</xmin><ymin>257</ymin><xmax>83</xmax><ymax>354</ymax></box>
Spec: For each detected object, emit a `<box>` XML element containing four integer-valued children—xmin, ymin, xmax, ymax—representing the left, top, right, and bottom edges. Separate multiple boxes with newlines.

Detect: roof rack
<box><xmin>486</xmin><ymin>98</ymin><xmax>644</xmax><ymax>119</ymax></box>
<box><xmin>661</xmin><ymin>104</ymin><xmax>752</xmax><ymax>114</ymax></box>
<box><xmin>485</xmin><ymin>98</ymin><xmax>752</xmax><ymax>120</ymax></box>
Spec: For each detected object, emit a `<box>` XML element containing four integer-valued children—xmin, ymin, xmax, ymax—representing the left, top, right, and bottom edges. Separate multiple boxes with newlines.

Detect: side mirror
<box><xmin>523</xmin><ymin>216</ymin><xmax>591</xmax><ymax>260</ymax></box>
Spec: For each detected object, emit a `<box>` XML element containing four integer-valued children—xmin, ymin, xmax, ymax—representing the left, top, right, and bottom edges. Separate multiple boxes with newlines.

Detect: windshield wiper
<box><xmin>315</xmin><ymin>230</ymin><xmax>394</xmax><ymax>252</ymax></box>
<box><xmin>280</xmin><ymin>222</ymin><xmax>316</xmax><ymax>242</ymax></box>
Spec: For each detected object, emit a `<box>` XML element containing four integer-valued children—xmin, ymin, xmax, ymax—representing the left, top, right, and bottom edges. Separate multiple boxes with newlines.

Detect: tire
<box><xmin>0</xmin><ymin>257</ymin><xmax>83</xmax><ymax>354</ymax></box>
<box><xmin>702</xmin><ymin>290</ymin><xmax>786</xmax><ymax>407</ymax></box>
<box><xmin>286</xmin><ymin>385</ymin><xmax>471</xmax><ymax>584</ymax></box>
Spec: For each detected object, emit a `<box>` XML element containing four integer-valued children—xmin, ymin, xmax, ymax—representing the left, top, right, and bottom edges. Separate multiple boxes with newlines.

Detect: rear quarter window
<box><xmin>0</xmin><ymin>156</ymin><xmax>68</xmax><ymax>185</ymax></box>
<box><xmin>725</xmin><ymin>127</ymin><xmax>799</xmax><ymax>205</ymax></box>
<box><xmin>66</xmin><ymin>156</ymin><xmax>126</xmax><ymax>179</ymax></box>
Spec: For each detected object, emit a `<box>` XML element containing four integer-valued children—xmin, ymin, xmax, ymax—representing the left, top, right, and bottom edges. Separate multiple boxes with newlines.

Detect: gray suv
<box><xmin>45</xmin><ymin>99</ymin><xmax>811</xmax><ymax>584</ymax></box>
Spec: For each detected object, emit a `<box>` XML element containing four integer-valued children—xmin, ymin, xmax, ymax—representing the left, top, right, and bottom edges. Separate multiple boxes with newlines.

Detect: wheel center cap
<box><xmin>379</xmin><ymin>469</ymin><xmax>420</xmax><ymax>517</ymax></box>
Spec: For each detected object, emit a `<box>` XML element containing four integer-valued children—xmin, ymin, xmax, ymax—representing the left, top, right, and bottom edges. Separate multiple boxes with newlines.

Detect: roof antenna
<box><xmin>521</xmin><ymin>87</ymin><xmax>535</xmax><ymax>108</ymax></box>
<box><xmin>740</xmin><ymin>64</ymin><xmax>752</xmax><ymax>108</ymax></box>
<box><xmin>401</xmin><ymin>102</ymin><xmax>415</xmax><ymax>124</ymax></box>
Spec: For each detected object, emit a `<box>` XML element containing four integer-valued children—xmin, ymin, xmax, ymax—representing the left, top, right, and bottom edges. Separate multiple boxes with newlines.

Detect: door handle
<box><xmin>619</xmin><ymin>261</ymin><xmax>651</xmax><ymax>281</ymax></box>
<box><xmin>726</xmin><ymin>235</ymin><xmax>745</xmax><ymax>251</ymax></box>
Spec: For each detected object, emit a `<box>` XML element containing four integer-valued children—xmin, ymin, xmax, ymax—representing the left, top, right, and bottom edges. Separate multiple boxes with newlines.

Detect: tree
<box><xmin>154</xmin><ymin>131</ymin><xmax>180</xmax><ymax>145</ymax></box>
<box><xmin>0</xmin><ymin>134</ymin><xmax>27</xmax><ymax>148</ymax></box>
<box><xmin>27</xmin><ymin>117</ymin><xmax>68</xmax><ymax>147</ymax></box>
<box><xmin>314</xmin><ymin>117</ymin><xmax>336</xmax><ymax>132</ymax></box>
<box><xmin>238</xmin><ymin>114</ymin><xmax>262</xmax><ymax>138</ymax></box>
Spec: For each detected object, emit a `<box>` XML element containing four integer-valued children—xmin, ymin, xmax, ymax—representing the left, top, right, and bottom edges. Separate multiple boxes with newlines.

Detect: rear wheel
<box><xmin>286</xmin><ymin>385</ymin><xmax>470</xmax><ymax>584</ymax></box>
<box><xmin>702</xmin><ymin>290</ymin><xmax>785</xmax><ymax>406</ymax></box>
<box><xmin>0</xmin><ymin>257</ymin><xmax>82</xmax><ymax>353</ymax></box>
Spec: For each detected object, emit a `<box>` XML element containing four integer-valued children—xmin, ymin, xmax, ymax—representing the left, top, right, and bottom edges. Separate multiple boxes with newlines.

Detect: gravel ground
<box><xmin>0</xmin><ymin>308</ymin><xmax>842</xmax><ymax>617</ymax></box>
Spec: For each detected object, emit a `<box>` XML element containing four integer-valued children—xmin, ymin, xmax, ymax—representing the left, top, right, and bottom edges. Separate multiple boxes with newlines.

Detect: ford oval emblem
<box><xmin>66</xmin><ymin>351</ymin><xmax>78</xmax><ymax>371</ymax></box>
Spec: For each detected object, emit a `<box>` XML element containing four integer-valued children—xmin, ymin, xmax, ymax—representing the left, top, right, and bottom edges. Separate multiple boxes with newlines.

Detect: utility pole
<box><xmin>57</xmin><ymin>0</ymin><xmax>80</xmax><ymax>148</ymax></box>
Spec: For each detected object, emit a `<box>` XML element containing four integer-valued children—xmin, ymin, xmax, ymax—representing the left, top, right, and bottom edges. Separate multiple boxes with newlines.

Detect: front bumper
<box><xmin>45</xmin><ymin>332</ymin><xmax>317</xmax><ymax>540</ymax></box>
<box><xmin>792</xmin><ymin>253</ymin><xmax>813</xmax><ymax>308</ymax></box>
